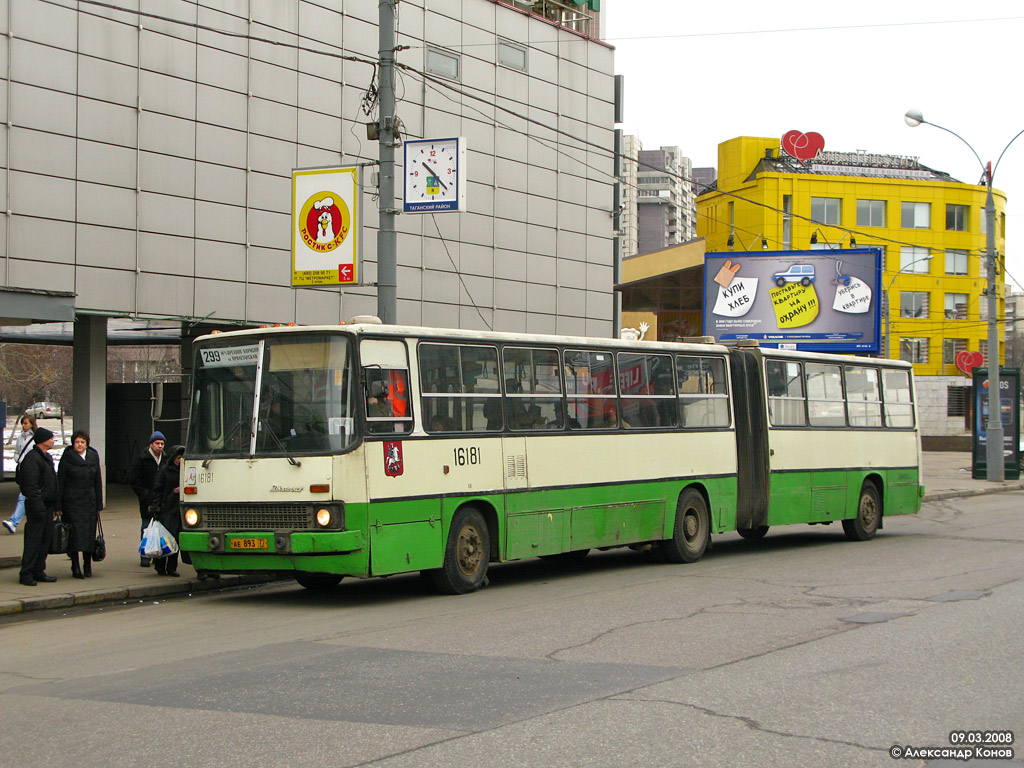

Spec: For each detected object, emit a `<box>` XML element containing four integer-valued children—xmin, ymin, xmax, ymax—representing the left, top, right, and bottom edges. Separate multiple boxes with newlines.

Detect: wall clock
<box><xmin>403</xmin><ymin>137</ymin><xmax>467</xmax><ymax>213</ymax></box>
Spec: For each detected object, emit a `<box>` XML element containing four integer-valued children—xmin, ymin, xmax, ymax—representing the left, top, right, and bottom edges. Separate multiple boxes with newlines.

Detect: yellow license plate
<box><xmin>229</xmin><ymin>537</ymin><xmax>269</xmax><ymax>550</ymax></box>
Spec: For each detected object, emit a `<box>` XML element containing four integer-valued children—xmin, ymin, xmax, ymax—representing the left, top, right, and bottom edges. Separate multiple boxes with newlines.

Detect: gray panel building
<box><xmin>0</xmin><ymin>0</ymin><xmax>616</xmax><ymax>466</ymax></box>
<box><xmin>1</xmin><ymin>0</ymin><xmax>615</xmax><ymax>334</ymax></box>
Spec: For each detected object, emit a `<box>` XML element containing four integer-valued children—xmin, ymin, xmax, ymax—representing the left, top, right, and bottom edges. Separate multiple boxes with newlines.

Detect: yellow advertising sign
<box><xmin>292</xmin><ymin>166</ymin><xmax>360</xmax><ymax>286</ymax></box>
<box><xmin>770</xmin><ymin>282</ymin><xmax>819</xmax><ymax>328</ymax></box>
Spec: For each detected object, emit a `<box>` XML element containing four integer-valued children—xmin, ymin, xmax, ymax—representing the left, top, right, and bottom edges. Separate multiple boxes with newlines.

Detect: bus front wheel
<box><xmin>295</xmin><ymin>573</ymin><xmax>343</xmax><ymax>590</ymax></box>
<box><xmin>843</xmin><ymin>483</ymin><xmax>881</xmax><ymax>541</ymax></box>
<box><xmin>431</xmin><ymin>507</ymin><xmax>490</xmax><ymax>594</ymax></box>
<box><xmin>662</xmin><ymin>488</ymin><xmax>709</xmax><ymax>563</ymax></box>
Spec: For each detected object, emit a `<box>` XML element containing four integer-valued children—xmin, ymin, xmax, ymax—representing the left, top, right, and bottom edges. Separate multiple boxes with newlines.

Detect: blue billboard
<box><xmin>702</xmin><ymin>248</ymin><xmax>883</xmax><ymax>353</ymax></box>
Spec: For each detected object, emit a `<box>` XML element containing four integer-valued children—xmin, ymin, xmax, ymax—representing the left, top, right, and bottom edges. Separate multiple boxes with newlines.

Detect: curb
<box><xmin>923</xmin><ymin>482</ymin><xmax>1024</xmax><ymax>503</ymax></box>
<box><xmin>0</xmin><ymin>573</ymin><xmax>281</xmax><ymax>616</ymax></box>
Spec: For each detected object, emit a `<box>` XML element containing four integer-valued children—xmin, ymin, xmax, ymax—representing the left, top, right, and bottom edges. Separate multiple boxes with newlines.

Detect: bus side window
<box><xmin>364</xmin><ymin>369</ymin><xmax>412</xmax><ymax>434</ymax></box>
<box><xmin>765</xmin><ymin>359</ymin><xmax>806</xmax><ymax>426</ymax></box>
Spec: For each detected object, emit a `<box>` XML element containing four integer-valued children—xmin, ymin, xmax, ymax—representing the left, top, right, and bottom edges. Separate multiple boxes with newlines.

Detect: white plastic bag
<box><xmin>140</xmin><ymin>518</ymin><xmax>179</xmax><ymax>558</ymax></box>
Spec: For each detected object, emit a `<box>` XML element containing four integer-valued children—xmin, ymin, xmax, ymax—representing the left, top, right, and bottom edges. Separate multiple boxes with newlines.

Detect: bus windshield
<box><xmin>187</xmin><ymin>333</ymin><xmax>357</xmax><ymax>458</ymax></box>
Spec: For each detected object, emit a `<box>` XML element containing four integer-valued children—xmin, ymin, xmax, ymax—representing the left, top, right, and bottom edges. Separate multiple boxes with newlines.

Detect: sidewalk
<box><xmin>0</xmin><ymin>481</ymin><xmax>275</xmax><ymax>616</ymax></box>
<box><xmin>0</xmin><ymin>452</ymin><xmax>1021</xmax><ymax>616</ymax></box>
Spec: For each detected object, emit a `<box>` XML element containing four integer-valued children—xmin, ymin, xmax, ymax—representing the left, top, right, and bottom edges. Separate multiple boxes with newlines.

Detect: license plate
<box><xmin>229</xmin><ymin>537</ymin><xmax>269</xmax><ymax>550</ymax></box>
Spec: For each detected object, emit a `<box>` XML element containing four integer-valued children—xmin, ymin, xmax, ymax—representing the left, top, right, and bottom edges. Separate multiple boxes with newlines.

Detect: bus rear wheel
<box><xmin>661</xmin><ymin>488</ymin><xmax>709</xmax><ymax>563</ymax></box>
<box><xmin>295</xmin><ymin>573</ymin><xmax>343</xmax><ymax>590</ymax></box>
<box><xmin>430</xmin><ymin>507</ymin><xmax>490</xmax><ymax>594</ymax></box>
<box><xmin>737</xmin><ymin>525</ymin><xmax>769</xmax><ymax>540</ymax></box>
<box><xmin>843</xmin><ymin>483</ymin><xmax>881</xmax><ymax>541</ymax></box>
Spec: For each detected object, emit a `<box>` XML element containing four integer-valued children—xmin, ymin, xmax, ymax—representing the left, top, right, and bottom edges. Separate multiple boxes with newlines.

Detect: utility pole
<box><xmin>376</xmin><ymin>0</ymin><xmax>398</xmax><ymax>324</ymax></box>
<box><xmin>904</xmin><ymin>108</ymin><xmax>1023</xmax><ymax>482</ymax></box>
<box><xmin>983</xmin><ymin>164</ymin><xmax>1004</xmax><ymax>481</ymax></box>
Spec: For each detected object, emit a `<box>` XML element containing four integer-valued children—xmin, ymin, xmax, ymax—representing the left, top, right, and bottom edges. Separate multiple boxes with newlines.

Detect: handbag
<box><xmin>92</xmin><ymin>515</ymin><xmax>106</xmax><ymax>562</ymax></box>
<box><xmin>140</xmin><ymin>517</ymin><xmax>178</xmax><ymax>558</ymax></box>
<box><xmin>50</xmin><ymin>517</ymin><xmax>70</xmax><ymax>555</ymax></box>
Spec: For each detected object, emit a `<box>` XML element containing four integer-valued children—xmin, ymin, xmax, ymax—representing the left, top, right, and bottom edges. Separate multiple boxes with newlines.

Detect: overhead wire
<box><xmin>59</xmin><ymin>0</ymin><xmax>1020</xmax><ymax>301</ymax></box>
<box><xmin>67</xmin><ymin>0</ymin><xmax>1001</xmax><ymax>268</ymax></box>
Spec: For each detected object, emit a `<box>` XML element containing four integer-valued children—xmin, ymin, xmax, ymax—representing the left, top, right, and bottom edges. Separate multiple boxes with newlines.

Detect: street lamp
<box><xmin>883</xmin><ymin>253</ymin><xmax>934</xmax><ymax>359</ymax></box>
<box><xmin>905</xmin><ymin>109</ymin><xmax>1024</xmax><ymax>482</ymax></box>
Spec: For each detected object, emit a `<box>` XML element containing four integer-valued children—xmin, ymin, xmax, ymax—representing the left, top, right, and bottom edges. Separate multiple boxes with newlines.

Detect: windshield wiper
<box><xmin>201</xmin><ymin>420</ymin><xmax>248</xmax><ymax>468</ymax></box>
<box><xmin>259</xmin><ymin>418</ymin><xmax>301</xmax><ymax>467</ymax></box>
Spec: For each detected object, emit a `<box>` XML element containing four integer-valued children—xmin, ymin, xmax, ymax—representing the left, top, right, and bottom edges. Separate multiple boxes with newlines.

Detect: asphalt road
<box><xmin>0</xmin><ymin>493</ymin><xmax>1021</xmax><ymax>768</ymax></box>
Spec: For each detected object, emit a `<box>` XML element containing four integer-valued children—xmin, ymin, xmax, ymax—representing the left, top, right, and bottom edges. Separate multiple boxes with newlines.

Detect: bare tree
<box><xmin>0</xmin><ymin>343</ymin><xmax>72</xmax><ymax>415</ymax></box>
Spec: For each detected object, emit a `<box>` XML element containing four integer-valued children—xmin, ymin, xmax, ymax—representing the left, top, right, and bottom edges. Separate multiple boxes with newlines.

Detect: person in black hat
<box><xmin>16</xmin><ymin>428</ymin><xmax>59</xmax><ymax>586</ymax></box>
<box><xmin>128</xmin><ymin>431</ymin><xmax>167</xmax><ymax>567</ymax></box>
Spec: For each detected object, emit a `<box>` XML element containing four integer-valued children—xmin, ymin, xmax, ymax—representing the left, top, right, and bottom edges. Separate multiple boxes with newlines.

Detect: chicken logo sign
<box><xmin>300</xmin><ymin>194</ymin><xmax>349</xmax><ymax>252</ymax></box>
<box><xmin>292</xmin><ymin>166</ymin><xmax>360</xmax><ymax>286</ymax></box>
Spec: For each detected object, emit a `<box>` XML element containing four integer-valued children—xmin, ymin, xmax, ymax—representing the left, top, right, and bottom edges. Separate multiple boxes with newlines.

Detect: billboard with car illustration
<box><xmin>703</xmin><ymin>248</ymin><xmax>882</xmax><ymax>352</ymax></box>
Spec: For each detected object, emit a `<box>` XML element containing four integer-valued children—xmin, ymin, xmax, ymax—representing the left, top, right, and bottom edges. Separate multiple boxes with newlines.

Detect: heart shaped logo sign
<box><xmin>781</xmin><ymin>130</ymin><xmax>825</xmax><ymax>161</ymax></box>
<box><xmin>955</xmin><ymin>350</ymin><xmax>984</xmax><ymax>375</ymax></box>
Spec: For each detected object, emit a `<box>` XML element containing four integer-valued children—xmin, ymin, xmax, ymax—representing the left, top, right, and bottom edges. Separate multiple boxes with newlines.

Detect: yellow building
<box><xmin>697</xmin><ymin>136</ymin><xmax>1007</xmax><ymax>377</ymax></box>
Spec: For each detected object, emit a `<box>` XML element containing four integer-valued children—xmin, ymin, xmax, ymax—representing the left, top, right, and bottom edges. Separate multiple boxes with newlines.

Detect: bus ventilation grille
<box><xmin>506</xmin><ymin>455</ymin><xmax>526</xmax><ymax>479</ymax></box>
<box><xmin>204</xmin><ymin>504</ymin><xmax>311</xmax><ymax>529</ymax></box>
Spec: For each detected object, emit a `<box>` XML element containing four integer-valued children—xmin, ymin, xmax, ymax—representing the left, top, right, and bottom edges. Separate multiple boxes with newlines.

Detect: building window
<box><xmin>947</xmin><ymin>385</ymin><xmax>970</xmax><ymax>417</ymax></box>
<box><xmin>945</xmin><ymin>293</ymin><xmax>968</xmax><ymax>320</ymax></box>
<box><xmin>425</xmin><ymin>46</ymin><xmax>460</xmax><ymax>80</ymax></box>
<box><xmin>856</xmin><ymin>200</ymin><xmax>885</xmax><ymax>227</ymax></box>
<box><xmin>980</xmin><ymin>208</ymin><xmax>987</xmax><ymax>234</ymax></box>
<box><xmin>497</xmin><ymin>39</ymin><xmax>527</xmax><ymax>71</ymax></box>
<box><xmin>900</xmin><ymin>337</ymin><xmax>929</xmax><ymax>363</ymax></box>
<box><xmin>945</xmin><ymin>249</ymin><xmax>968</xmax><ymax>275</ymax></box>
<box><xmin>900</xmin><ymin>245</ymin><xmax>932</xmax><ymax>273</ymax></box>
<box><xmin>901</xmin><ymin>201</ymin><xmax>930</xmax><ymax>229</ymax></box>
<box><xmin>944</xmin><ymin>338</ymin><xmax>968</xmax><ymax>364</ymax></box>
<box><xmin>901</xmin><ymin>291</ymin><xmax>929</xmax><ymax>318</ymax></box>
<box><xmin>811</xmin><ymin>197</ymin><xmax>841</xmax><ymax>225</ymax></box>
<box><xmin>946</xmin><ymin>204</ymin><xmax>968</xmax><ymax>231</ymax></box>
<box><xmin>782</xmin><ymin>195</ymin><xmax>792</xmax><ymax>250</ymax></box>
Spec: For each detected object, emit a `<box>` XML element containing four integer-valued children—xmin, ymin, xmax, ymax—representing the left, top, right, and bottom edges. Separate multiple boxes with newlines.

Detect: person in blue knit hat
<box><xmin>127</xmin><ymin>431</ymin><xmax>167</xmax><ymax>567</ymax></box>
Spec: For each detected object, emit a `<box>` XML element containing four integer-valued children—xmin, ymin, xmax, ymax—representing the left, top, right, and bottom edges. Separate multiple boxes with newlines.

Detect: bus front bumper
<box><xmin>179</xmin><ymin>530</ymin><xmax>367</xmax><ymax>575</ymax></box>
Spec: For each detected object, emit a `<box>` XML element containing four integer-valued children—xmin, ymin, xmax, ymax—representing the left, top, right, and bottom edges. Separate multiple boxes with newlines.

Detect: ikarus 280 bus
<box><xmin>179</xmin><ymin>320</ymin><xmax>924</xmax><ymax>593</ymax></box>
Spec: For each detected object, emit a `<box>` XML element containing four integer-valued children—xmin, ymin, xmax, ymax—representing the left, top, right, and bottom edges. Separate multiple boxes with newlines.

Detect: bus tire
<box><xmin>661</xmin><ymin>488</ymin><xmax>709</xmax><ymax>563</ymax></box>
<box><xmin>737</xmin><ymin>525</ymin><xmax>769</xmax><ymax>540</ymax></box>
<box><xmin>430</xmin><ymin>507</ymin><xmax>490</xmax><ymax>594</ymax></box>
<box><xmin>295</xmin><ymin>573</ymin><xmax>343</xmax><ymax>590</ymax></box>
<box><xmin>843</xmin><ymin>483</ymin><xmax>881</xmax><ymax>541</ymax></box>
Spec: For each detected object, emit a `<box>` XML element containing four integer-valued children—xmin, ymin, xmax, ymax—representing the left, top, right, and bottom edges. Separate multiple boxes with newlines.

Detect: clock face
<box><xmin>404</xmin><ymin>138</ymin><xmax>464</xmax><ymax>212</ymax></box>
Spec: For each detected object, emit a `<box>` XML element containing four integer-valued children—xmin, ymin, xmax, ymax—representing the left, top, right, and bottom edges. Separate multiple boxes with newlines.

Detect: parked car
<box><xmin>773</xmin><ymin>264</ymin><xmax>816</xmax><ymax>287</ymax></box>
<box><xmin>26</xmin><ymin>401</ymin><xmax>62</xmax><ymax>419</ymax></box>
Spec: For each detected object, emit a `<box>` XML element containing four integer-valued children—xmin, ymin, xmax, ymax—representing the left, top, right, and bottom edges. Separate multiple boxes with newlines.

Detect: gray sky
<box><xmin>605</xmin><ymin>1</ymin><xmax>1024</xmax><ymax>286</ymax></box>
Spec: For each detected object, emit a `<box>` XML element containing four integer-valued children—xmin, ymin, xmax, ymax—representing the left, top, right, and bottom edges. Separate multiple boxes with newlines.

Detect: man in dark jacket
<box><xmin>17</xmin><ymin>428</ymin><xmax>58</xmax><ymax>586</ymax></box>
<box><xmin>128</xmin><ymin>431</ymin><xmax>167</xmax><ymax>567</ymax></box>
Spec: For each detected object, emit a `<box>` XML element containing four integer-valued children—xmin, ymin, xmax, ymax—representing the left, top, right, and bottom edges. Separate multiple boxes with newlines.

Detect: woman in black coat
<box><xmin>151</xmin><ymin>445</ymin><xmax>184</xmax><ymax>576</ymax></box>
<box><xmin>56</xmin><ymin>430</ymin><xmax>103</xmax><ymax>579</ymax></box>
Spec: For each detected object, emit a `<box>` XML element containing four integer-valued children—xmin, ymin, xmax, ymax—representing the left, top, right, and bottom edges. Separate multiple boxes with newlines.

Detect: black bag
<box><xmin>92</xmin><ymin>516</ymin><xmax>106</xmax><ymax>562</ymax></box>
<box><xmin>50</xmin><ymin>518</ymin><xmax>70</xmax><ymax>555</ymax></box>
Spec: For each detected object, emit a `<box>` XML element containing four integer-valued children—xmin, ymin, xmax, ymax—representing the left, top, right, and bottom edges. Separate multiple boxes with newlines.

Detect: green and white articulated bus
<box><xmin>179</xmin><ymin>320</ymin><xmax>923</xmax><ymax>593</ymax></box>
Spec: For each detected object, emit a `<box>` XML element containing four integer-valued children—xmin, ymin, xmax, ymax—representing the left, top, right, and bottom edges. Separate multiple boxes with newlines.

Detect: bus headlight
<box><xmin>184</xmin><ymin>508</ymin><xmax>200</xmax><ymax>527</ymax></box>
<box><xmin>315</xmin><ymin>508</ymin><xmax>332</xmax><ymax>527</ymax></box>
